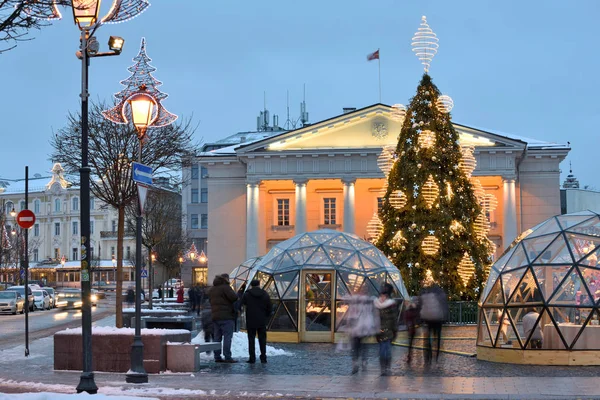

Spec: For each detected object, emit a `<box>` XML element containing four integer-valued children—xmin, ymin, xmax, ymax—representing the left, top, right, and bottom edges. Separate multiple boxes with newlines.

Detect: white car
<box><xmin>32</xmin><ymin>289</ymin><xmax>51</xmax><ymax>310</ymax></box>
<box><xmin>0</xmin><ymin>291</ymin><xmax>25</xmax><ymax>315</ymax></box>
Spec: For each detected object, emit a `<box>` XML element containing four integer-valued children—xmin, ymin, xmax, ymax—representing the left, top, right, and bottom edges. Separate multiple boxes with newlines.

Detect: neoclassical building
<box><xmin>190</xmin><ymin>104</ymin><xmax>570</xmax><ymax>280</ymax></box>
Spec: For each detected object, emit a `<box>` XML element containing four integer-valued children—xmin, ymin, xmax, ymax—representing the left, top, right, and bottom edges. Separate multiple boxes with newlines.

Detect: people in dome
<box><xmin>522</xmin><ymin>308</ymin><xmax>543</xmax><ymax>349</ymax></box>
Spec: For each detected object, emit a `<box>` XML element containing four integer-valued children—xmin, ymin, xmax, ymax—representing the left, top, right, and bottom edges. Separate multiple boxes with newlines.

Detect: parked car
<box><xmin>32</xmin><ymin>289</ymin><xmax>51</xmax><ymax>310</ymax></box>
<box><xmin>43</xmin><ymin>287</ymin><xmax>57</xmax><ymax>308</ymax></box>
<box><xmin>0</xmin><ymin>291</ymin><xmax>25</xmax><ymax>315</ymax></box>
<box><xmin>7</xmin><ymin>286</ymin><xmax>35</xmax><ymax>311</ymax></box>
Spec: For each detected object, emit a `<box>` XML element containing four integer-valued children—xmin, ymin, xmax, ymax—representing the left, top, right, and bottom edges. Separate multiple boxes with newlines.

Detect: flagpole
<box><xmin>378</xmin><ymin>54</ymin><xmax>381</xmax><ymax>103</ymax></box>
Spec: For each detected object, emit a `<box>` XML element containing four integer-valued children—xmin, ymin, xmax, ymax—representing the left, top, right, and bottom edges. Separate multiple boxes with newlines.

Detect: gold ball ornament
<box><xmin>436</xmin><ymin>95</ymin><xmax>454</xmax><ymax>113</ymax></box>
<box><xmin>389</xmin><ymin>190</ymin><xmax>407</xmax><ymax>210</ymax></box>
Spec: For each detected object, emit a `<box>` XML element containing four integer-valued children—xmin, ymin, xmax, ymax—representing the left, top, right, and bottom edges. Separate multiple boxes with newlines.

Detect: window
<box><xmin>377</xmin><ymin>197</ymin><xmax>384</xmax><ymax>213</ymax></box>
<box><xmin>201</xmin><ymin>188</ymin><xmax>208</xmax><ymax>203</ymax></box>
<box><xmin>89</xmin><ymin>247</ymin><xmax>94</xmax><ymax>261</ymax></box>
<box><xmin>54</xmin><ymin>222</ymin><xmax>60</xmax><ymax>236</ymax></box>
<box><xmin>195</xmin><ymin>238</ymin><xmax>207</xmax><ymax>254</ymax></box>
<box><xmin>90</xmin><ymin>197</ymin><xmax>95</xmax><ymax>210</ymax></box>
<box><xmin>5</xmin><ymin>201</ymin><xmax>13</xmax><ymax>215</ymax></box>
<box><xmin>201</xmin><ymin>214</ymin><xmax>208</xmax><ymax>229</ymax></box>
<box><xmin>126</xmin><ymin>246</ymin><xmax>131</xmax><ymax>260</ymax></box>
<box><xmin>20</xmin><ymin>200</ymin><xmax>25</xmax><ymax>211</ymax></box>
<box><xmin>191</xmin><ymin>214</ymin><xmax>199</xmax><ymax>229</ymax></box>
<box><xmin>277</xmin><ymin>199</ymin><xmax>290</xmax><ymax>226</ymax></box>
<box><xmin>55</xmin><ymin>199</ymin><xmax>61</xmax><ymax>212</ymax></box>
<box><xmin>72</xmin><ymin>197</ymin><xmax>79</xmax><ymax>211</ymax></box>
<box><xmin>72</xmin><ymin>248</ymin><xmax>78</xmax><ymax>261</ymax></box>
<box><xmin>201</xmin><ymin>166</ymin><xmax>208</xmax><ymax>178</ymax></box>
<box><xmin>191</xmin><ymin>165</ymin><xmax>199</xmax><ymax>179</ymax></box>
<box><xmin>111</xmin><ymin>220</ymin><xmax>117</xmax><ymax>232</ymax></box>
<box><xmin>54</xmin><ymin>248</ymin><xmax>59</xmax><ymax>260</ymax></box>
<box><xmin>72</xmin><ymin>221</ymin><xmax>78</xmax><ymax>235</ymax></box>
<box><xmin>111</xmin><ymin>247</ymin><xmax>115</xmax><ymax>258</ymax></box>
<box><xmin>90</xmin><ymin>220</ymin><xmax>94</xmax><ymax>234</ymax></box>
<box><xmin>34</xmin><ymin>199</ymin><xmax>40</xmax><ymax>214</ymax></box>
<box><xmin>34</xmin><ymin>224</ymin><xmax>39</xmax><ymax>237</ymax></box>
<box><xmin>324</xmin><ymin>198</ymin><xmax>337</xmax><ymax>225</ymax></box>
<box><xmin>33</xmin><ymin>249</ymin><xmax>39</xmax><ymax>262</ymax></box>
<box><xmin>191</xmin><ymin>189</ymin><xmax>199</xmax><ymax>203</ymax></box>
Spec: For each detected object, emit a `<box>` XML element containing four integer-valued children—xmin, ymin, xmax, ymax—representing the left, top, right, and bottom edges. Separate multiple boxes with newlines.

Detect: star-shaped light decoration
<box><xmin>413</xmin><ymin>184</ymin><xmax>419</xmax><ymax>191</ymax></box>
<box><xmin>429</xmin><ymin>230</ymin><xmax>435</xmax><ymax>235</ymax></box>
<box><xmin>406</xmin><ymin>138</ymin><xmax>412</xmax><ymax>144</ymax></box>
<box><xmin>407</xmin><ymin>262</ymin><xmax>413</xmax><ymax>268</ymax></box>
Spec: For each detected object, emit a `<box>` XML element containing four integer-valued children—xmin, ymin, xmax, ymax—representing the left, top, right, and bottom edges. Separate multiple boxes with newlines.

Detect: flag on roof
<box><xmin>367</xmin><ymin>49</ymin><xmax>380</xmax><ymax>61</ymax></box>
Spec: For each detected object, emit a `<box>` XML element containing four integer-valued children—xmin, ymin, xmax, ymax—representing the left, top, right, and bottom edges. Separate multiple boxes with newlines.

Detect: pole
<box><xmin>126</xmin><ymin>137</ymin><xmax>148</xmax><ymax>383</ymax></box>
<box><xmin>76</xmin><ymin>28</ymin><xmax>98</xmax><ymax>395</ymax></box>
<box><xmin>378</xmin><ymin>54</ymin><xmax>382</xmax><ymax>103</ymax></box>
<box><xmin>24</xmin><ymin>166</ymin><xmax>29</xmax><ymax>357</ymax></box>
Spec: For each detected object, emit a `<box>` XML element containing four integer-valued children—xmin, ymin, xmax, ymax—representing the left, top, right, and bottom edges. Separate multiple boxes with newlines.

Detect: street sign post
<box><xmin>132</xmin><ymin>162</ymin><xmax>153</xmax><ymax>185</ymax></box>
<box><xmin>17</xmin><ymin>210</ymin><xmax>36</xmax><ymax>229</ymax></box>
<box><xmin>140</xmin><ymin>269</ymin><xmax>148</xmax><ymax>278</ymax></box>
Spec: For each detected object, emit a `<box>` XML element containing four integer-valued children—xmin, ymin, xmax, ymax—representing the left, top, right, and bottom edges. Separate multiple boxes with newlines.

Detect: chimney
<box><xmin>343</xmin><ymin>107</ymin><xmax>356</xmax><ymax>114</ymax></box>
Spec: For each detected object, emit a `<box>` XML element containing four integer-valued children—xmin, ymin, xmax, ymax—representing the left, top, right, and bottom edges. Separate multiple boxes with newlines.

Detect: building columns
<box><xmin>294</xmin><ymin>179</ymin><xmax>307</xmax><ymax>234</ymax></box>
<box><xmin>502</xmin><ymin>177</ymin><xmax>518</xmax><ymax>249</ymax></box>
<box><xmin>342</xmin><ymin>178</ymin><xmax>356</xmax><ymax>234</ymax></box>
<box><xmin>246</xmin><ymin>181</ymin><xmax>260</xmax><ymax>259</ymax></box>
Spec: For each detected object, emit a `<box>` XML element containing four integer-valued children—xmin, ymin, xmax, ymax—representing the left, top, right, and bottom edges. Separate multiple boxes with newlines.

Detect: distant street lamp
<box><xmin>198</xmin><ymin>250</ymin><xmax>207</xmax><ymax>264</ymax></box>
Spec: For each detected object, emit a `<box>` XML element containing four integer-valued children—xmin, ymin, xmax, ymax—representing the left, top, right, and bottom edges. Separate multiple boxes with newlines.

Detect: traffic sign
<box><xmin>141</xmin><ymin>269</ymin><xmax>148</xmax><ymax>278</ymax></box>
<box><xmin>20</xmin><ymin>269</ymin><xmax>25</xmax><ymax>278</ymax></box>
<box><xmin>17</xmin><ymin>209</ymin><xmax>36</xmax><ymax>229</ymax></box>
<box><xmin>137</xmin><ymin>184</ymin><xmax>149</xmax><ymax>214</ymax></box>
<box><xmin>132</xmin><ymin>162</ymin><xmax>153</xmax><ymax>185</ymax></box>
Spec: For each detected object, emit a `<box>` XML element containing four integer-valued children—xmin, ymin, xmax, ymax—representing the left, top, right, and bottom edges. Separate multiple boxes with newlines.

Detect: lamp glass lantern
<box><xmin>126</xmin><ymin>93</ymin><xmax>158</xmax><ymax>136</ymax></box>
<box><xmin>72</xmin><ymin>0</ymin><xmax>102</xmax><ymax>30</ymax></box>
<box><xmin>199</xmin><ymin>251</ymin><xmax>207</xmax><ymax>264</ymax></box>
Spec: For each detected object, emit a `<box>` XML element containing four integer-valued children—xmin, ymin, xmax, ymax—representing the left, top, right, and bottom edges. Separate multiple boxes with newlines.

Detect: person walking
<box><xmin>125</xmin><ymin>286</ymin><xmax>135</xmax><ymax>308</ymax></box>
<box><xmin>176</xmin><ymin>284</ymin><xmax>185</xmax><ymax>303</ymax></box>
<box><xmin>419</xmin><ymin>284</ymin><xmax>448</xmax><ymax>366</ymax></box>
<box><xmin>344</xmin><ymin>287</ymin><xmax>378</xmax><ymax>374</ymax></box>
<box><xmin>403</xmin><ymin>296</ymin><xmax>420</xmax><ymax>364</ymax></box>
<box><xmin>189</xmin><ymin>285</ymin><xmax>197</xmax><ymax>313</ymax></box>
<box><xmin>209</xmin><ymin>274</ymin><xmax>238</xmax><ymax>363</ymax></box>
<box><xmin>241</xmin><ymin>279</ymin><xmax>272</xmax><ymax>364</ymax></box>
<box><xmin>374</xmin><ymin>283</ymin><xmax>400</xmax><ymax>376</ymax></box>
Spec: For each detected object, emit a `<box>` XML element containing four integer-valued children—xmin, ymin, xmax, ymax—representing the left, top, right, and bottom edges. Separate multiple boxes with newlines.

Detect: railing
<box><xmin>100</xmin><ymin>230</ymin><xmax>135</xmax><ymax>238</ymax></box>
<box><xmin>447</xmin><ymin>301</ymin><xmax>479</xmax><ymax>325</ymax></box>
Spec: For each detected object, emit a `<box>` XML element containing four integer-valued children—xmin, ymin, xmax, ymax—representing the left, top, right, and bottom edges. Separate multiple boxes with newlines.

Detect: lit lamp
<box><xmin>189</xmin><ymin>251</ymin><xmax>196</xmax><ymax>261</ymax></box>
<box><xmin>151</xmin><ymin>253</ymin><xmax>156</xmax><ymax>262</ymax></box>
<box><xmin>71</xmin><ymin>0</ymin><xmax>101</xmax><ymax>29</ymax></box>
<box><xmin>198</xmin><ymin>250</ymin><xmax>207</xmax><ymax>264</ymax></box>
<box><xmin>126</xmin><ymin>90</ymin><xmax>157</xmax><ymax>139</ymax></box>
<box><xmin>10</xmin><ymin>208</ymin><xmax>16</xmax><ymax>218</ymax></box>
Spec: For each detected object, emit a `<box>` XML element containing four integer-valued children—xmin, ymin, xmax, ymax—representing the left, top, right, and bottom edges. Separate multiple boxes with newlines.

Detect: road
<box><xmin>0</xmin><ymin>293</ymin><xmax>115</xmax><ymax>351</ymax></box>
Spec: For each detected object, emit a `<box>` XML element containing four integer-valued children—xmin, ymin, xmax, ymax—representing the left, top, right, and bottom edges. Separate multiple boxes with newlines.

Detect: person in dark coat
<box><xmin>126</xmin><ymin>287</ymin><xmax>135</xmax><ymax>308</ymax></box>
<box><xmin>209</xmin><ymin>274</ymin><xmax>238</xmax><ymax>363</ymax></box>
<box><xmin>374</xmin><ymin>283</ymin><xmax>400</xmax><ymax>376</ymax></box>
<box><xmin>189</xmin><ymin>286</ymin><xmax>197</xmax><ymax>313</ymax></box>
<box><xmin>234</xmin><ymin>282</ymin><xmax>247</xmax><ymax>331</ymax></box>
<box><xmin>419</xmin><ymin>284</ymin><xmax>448</xmax><ymax>366</ymax></box>
<box><xmin>157</xmin><ymin>286</ymin><xmax>163</xmax><ymax>301</ymax></box>
<box><xmin>403</xmin><ymin>296</ymin><xmax>420</xmax><ymax>364</ymax></box>
<box><xmin>241</xmin><ymin>279</ymin><xmax>272</xmax><ymax>363</ymax></box>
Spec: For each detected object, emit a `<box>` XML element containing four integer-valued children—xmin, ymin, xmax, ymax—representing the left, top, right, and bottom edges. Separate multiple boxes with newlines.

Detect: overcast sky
<box><xmin>1</xmin><ymin>0</ymin><xmax>598</xmax><ymax>189</ymax></box>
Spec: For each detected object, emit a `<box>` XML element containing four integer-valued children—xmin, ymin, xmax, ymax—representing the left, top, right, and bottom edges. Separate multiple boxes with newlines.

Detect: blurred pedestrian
<box><xmin>419</xmin><ymin>284</ymin><xmax>448</xmax><ymax>366</ymax></box>
<box><xmin>196</xmin><ymin>284</ymin><xmax>206</xmax><ymax>316</ymax></box>
<box><xmin>209</xmin><ymin>273</ymin><xmax>238</xmax><ymax>363</ymax></box>
<box><xmin>126</xmin><ymin>286</ymin><xmax>135</xmax><ymax>308</ymax></box>
<box><xmin>200</xmin><ymin>290</ymin><xmax>214</xmax><ymax>354</ymax></box>
<box><xmin>189</xmin><ymin>285</ymin><xmax>197</xmax><ymax>313</ymax></box>
<box><xmin>241</xmin><ymin>279</ymin><xmax>272</xmax><ymax>364</ymax></box>
<box><xmin>374</xmin><ymin>283</ymin><xmax>400</xmax><ymax>376</ymax></box>
<box><xmin>344</xmin><ymin>287</ymin><xmax>378</xmax><ymax>374</ymax></box>
<box><xmin>177</xmin><ymin>284</ymin><xmax>184</xmax><ymax>303</ymax></box>
<box><xmin>404</xmin><ymin>296</ymin><xmax>420</xmax><ymax>364</ymax></box>
<box><xmin>234</xmin><ymin>282</ymin><xmax>247</xmax><ymax>331</ymax></box>
<box><xmin>157</xmin><ymin>286</ymin><xmax>162</xmax><ymax>300</ymax></box>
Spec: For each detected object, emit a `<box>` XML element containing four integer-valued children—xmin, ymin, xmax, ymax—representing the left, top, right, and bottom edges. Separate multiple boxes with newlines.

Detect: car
<box><xmin>7</xmin><ymin>286</ymin><xmax>35</xmax><ymax>311</ymax></box>
<box><xmin>163</xmin><ymin>278</ymin><xmax>181</xmax><ymax>288</ymax></box>
<box><xmin>91</xmin><ymin>288</ymin><xmax>106</xmax><ymax>299</ymax></box>
<box><xmin>0</xmin><ymin>291</ymin><xmax>25</xmax><ymax>315</ymax></box>
<box><xmin>32</xmin><ymin>289</ymin><xmax>51</xmax><ymax>310</ymax></box>
<box><xmin>89</xmin><ymin>289</ymin><xmax>99</xmax><ymax>306</ymax></box>
<box><xmin>57</xmin><ymin>289</ymin><xmax>83</xmax><ymax>309</ymax></box>
<box><xmin>43</xmin><ymin>287</ymin><xmax>57</xmax><ymax>308</ymax></box>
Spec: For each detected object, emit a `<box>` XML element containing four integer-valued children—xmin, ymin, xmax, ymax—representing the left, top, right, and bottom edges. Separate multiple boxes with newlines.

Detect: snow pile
<box><xmin>0</xmin><ymin>393</ymin><xmax>158</xmax><ymax>400</ymax></box>
<box><xmin>191</xmin><ymin>331</ymin><xmax>293</xmax><ymax>359</ymax></box>
<box><xmin>55</xmin><ymin>326</ymin><xmax>190</xmax><ymax>336</ymax></box>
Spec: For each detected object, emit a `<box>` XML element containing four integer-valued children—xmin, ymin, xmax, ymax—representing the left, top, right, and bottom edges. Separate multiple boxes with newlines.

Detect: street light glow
<box><xmin>127</xmin><ymin>92</ymin><xmax>157</xmax><ymax>134</ymax></box>
<box><xmin>108</xmin><ymin>36</ymin><xmax>125</xmax><ymax>53</ymax></box>
<box><xmin>71</xmin><ymin>0</ymin><xmax>102</xmax><ymax>29</ymax></box>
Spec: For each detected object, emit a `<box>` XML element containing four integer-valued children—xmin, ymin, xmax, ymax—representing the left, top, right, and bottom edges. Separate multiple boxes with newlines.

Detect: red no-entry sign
<box><xmin>17</xmin><ymin>209</ymin><xmax>36</xmax><ymax>229</ymax></box>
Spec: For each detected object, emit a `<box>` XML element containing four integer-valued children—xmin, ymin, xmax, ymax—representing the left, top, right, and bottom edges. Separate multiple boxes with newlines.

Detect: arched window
<box><xmin>72</xmin><ymin>197</ymin><xmax>79</xmax><ymax>211</ymax></box>
<box><xmin>19</xmin><ymin>200</ymin><xmax>25</xmax><ymax>211</ymax></box>
<box><xmin>5</xmin><ymin>201</ymin><xmax>13</xmax><ymax>215</ymax></box>
<box><xmin>55</xmin><ymin>199</ymin><xmax>61</xmax><ymax>213</ymax></box>
<box><xmin>34</xmin><ymin>199</ymin><xmax>40</xmax><ymax>214</ymax></box>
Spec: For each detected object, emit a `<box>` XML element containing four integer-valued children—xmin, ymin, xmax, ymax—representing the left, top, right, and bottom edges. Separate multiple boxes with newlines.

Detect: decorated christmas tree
<box><xmin>374</xmin><ymin>17</ymin><xmax>493</xmax><ymax>299</ymax></box>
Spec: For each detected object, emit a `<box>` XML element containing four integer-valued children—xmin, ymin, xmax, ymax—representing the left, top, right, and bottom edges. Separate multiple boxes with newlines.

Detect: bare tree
<box><xmin>0</xmin><ymin>0</ymin><xmax>69</xmax><ymax>54</ymax></box>
<box><xmin>50</xmin><ymin>100</ymin><xmax>199</xmax><ymax>327</ymax></box>
<box><xmin>126</xmin><ymin>184</ymin><xmax>182</xmax><ymax>309</ymax></box>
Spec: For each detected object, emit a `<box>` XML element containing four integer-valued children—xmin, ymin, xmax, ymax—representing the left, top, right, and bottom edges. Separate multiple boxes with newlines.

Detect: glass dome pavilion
<box><xmin>477</xmin><ymin>210</ymin><xmax>600</xmax><ymax>364</ymax></box>
<box><xmin>236</xmin><ymin>229</ymin><xmax>409</xmax><ymax>342</ymax></box>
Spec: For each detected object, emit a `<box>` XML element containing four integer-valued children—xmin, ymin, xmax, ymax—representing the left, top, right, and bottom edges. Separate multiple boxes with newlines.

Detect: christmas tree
<box><xmin>375</xmin><ymin>17</ymin><xmax>493</xmax><ymax>299</ymax></box>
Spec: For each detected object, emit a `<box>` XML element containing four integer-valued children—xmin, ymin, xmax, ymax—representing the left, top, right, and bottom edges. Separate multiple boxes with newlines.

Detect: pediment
<box><xmin>237</xmin><ymin>104</ymin><xmax>528</xmax><ymax>154</ymax></box>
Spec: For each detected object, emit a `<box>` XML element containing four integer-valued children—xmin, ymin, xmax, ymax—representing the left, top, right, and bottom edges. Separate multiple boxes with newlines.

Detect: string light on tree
<box><xmin>367</xmin><ymin>213</ymin><xmax>383</xmax><ymax>243</ymax></box>
<box><xmin>458</xmin><ymin>252</ymin><xmax>476</xmax><ymax>287</ymax></box>
<box><xmin>459</xmin><ymin>145</ymin><xmax>476</xmax><ymax>178</ymax></box>
<box><xmin>391</xmin><ymin>104</ymin><xmax>407</xmax><ymax>122</ymax></box>
<box><xmin>418</xmin><ymin>130</ymin><xmax>436</xmax><ymax>149</ymax></box>
<box><xmin>388</xmin><ymin>190</ymin><xmax>407</xmax><ymax>210</ymax></box>
<box><xmin>422</xmin><ymin>175</ymin><xmax>439</xmax><ymax>209</ymax></box>
<box><xmin>377</xmin><ymin>145</ymin><xmax>396</xmax><ymax>178</ymax></box>
<box><xmin>436</xmin><ymin>95</ymin><xmax>454</xmax><ymax>114</ymax></box>
<box><xmin>411</xmin><ymin>15</ymin><xmax>439</xmax><ymax>73</ymax></box>
<box><xmin>421</xmin><ymin>235</ymin><xmax>440</xmax><ymax>255</ymax></box>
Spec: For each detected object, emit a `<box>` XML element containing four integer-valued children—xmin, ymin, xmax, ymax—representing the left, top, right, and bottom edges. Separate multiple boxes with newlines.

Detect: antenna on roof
<box><xmin>298</xmin><ymin>83</ymin><xmax>309</xmax><ymax>127</ymax></box>
<box><xmin>256</xmin><ymin>91</ymin><xmax>279</xmax><ymax>132</ymax></box>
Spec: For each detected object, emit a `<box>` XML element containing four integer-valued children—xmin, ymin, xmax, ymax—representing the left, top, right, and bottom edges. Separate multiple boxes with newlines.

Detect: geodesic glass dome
<box><xmin>230</xmin><ymin>257</ymin><xmax>261</xmax><ymax>292</ymax></box>
<box><xmin>246</xmin><ymin>229</ymin><xmax>409</xmax><ymax>335</ymax></box>
<box><xmin>478</xmin><ymin>210</ymin><xmax>600</xmax><ymax>351</ymax></box>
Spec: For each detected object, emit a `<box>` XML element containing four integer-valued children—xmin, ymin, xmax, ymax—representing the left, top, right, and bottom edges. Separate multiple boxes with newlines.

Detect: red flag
<box><xmin>367</xmin><ymin>49</ymin><xmax>380</xmax><ymax>61</ymax></box>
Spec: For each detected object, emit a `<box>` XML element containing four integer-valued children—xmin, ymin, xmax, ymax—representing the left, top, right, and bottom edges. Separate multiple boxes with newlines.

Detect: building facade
<box><xmin>186</xmin><ymin>104</ymin><xmax>570</xmax><ymax>281</ymax></box>
<box><xmin>0</xmin><ymin>163</ymin><xmax>137</xmax><ymax>286</ymax></box>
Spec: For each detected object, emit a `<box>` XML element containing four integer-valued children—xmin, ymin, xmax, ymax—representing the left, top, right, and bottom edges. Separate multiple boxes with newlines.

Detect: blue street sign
<box><xmin>132</xmin><ymin>162</ymin><xmax>153</xmax><ymax>185</ymax></box>
<box><xmin>140</xmin><ymin>269</ymin><xmax>148</xmax><ymax>278</ymax></box>
<box><xmin>20</xmin><ymin>269</ymin><xmax>25</xmax><ymax>278</ymax></box>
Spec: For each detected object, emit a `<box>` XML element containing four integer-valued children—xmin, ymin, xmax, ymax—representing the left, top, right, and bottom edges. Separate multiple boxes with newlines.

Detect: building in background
<box><xmin>560</xmin><ymin>167</ymin><xmax>600</xmax><ymax>214</ymax></box>
<box><xmin>185</xmin><ymin>104</ymin><xmax>569</xmax><ymax>280</ymax></box>
<box><xmin>0</xmin><ymin>163</ymin><xmax>137</xmax><ymax>287</ymax></box>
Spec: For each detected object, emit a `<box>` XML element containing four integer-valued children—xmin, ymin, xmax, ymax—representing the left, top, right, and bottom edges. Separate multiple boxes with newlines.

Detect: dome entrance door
<box><xmin>300</xmin><ymin>271</ymin><xmax>334</xmax><ymax>342</ymax></box>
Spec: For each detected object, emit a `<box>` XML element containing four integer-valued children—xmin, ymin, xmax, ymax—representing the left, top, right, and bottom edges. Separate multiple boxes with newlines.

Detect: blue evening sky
<box><xmin>1</xmin><ymin>0</ymin><xmax>599</xmax><ymax>188</ymax></box>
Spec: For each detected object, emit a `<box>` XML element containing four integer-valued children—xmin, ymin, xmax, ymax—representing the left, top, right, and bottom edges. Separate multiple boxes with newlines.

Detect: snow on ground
<box><xmin>191</xmin><ymin>331</ymin><xmax>293</xmax><ymax>359</ymax></box>
<box><xmin>0</xmin><ymin>392</ymin><xmax>157</xmax><ymax>400</ymax></box>
<box><xmin>0</xmin><ymin>336</ymin><xmax>53</xmax><ymax>362</ymax></box>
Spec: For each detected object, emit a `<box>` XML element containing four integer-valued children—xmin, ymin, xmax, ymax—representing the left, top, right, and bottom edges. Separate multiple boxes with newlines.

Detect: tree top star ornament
<box><xmin>411</xmin><ymin>15</ymin><xmax>439</xmax><ymax>73</ymax></box>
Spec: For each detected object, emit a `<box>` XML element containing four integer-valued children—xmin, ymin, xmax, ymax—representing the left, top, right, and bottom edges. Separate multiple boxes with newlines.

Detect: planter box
<box><xmin>122</xmin><ymin>309</ymin><xmax>189</xmax><ymax>328</ymax></box>
<box><xmin>54</xmin><ymin>327</ymin><xmax>191</xmax><ymax>373</ymax></box>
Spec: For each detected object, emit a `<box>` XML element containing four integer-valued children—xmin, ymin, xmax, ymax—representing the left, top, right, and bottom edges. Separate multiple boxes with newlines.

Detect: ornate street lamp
<box><xmin>198</xmin><ymin>250</ymin><xmax>207</xmax><ymax>264</ymax></box>
<box><xmin>23</xmin><ymin>0</ymin><xmax>150</xmax><ymax>393</ymax></box>
<box><xmin>102</xmin><ymin>38</ymin><xmax>177</xmax><ymax>384</ymax></box>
